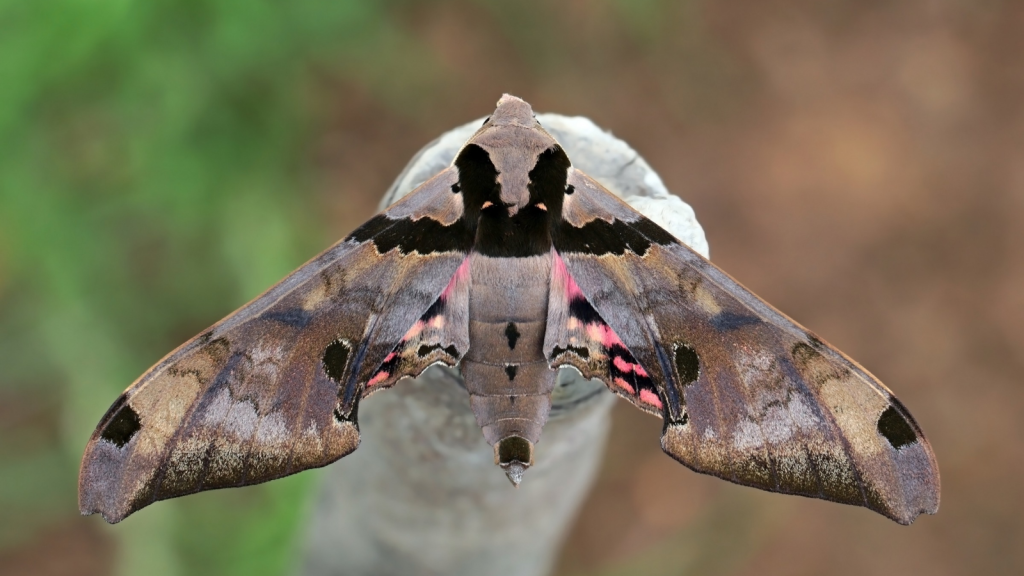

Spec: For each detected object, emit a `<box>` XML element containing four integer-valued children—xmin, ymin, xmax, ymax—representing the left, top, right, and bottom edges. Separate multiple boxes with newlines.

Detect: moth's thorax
<box><xmin>454</xmin><ymin>120</ymin><xmax>572</xmax><ymax>260</ymax></box>
<box><xmin>471</xmin><ymin>126</ymin><xmax>561</xmax><ymax>212</ymax></box>
<box><xmin>462</xmin><ymin>251</ymin><xmax>556</xmax><ymax>448</ymax></box>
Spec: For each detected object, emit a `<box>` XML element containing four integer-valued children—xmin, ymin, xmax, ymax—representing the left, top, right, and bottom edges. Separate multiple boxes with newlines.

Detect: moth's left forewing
<box><xmin>80</xmin><ymin>167</ymin><xmax>474</xmax><ymax>523</ymax></box>
<box><xmin>548</xmin><ymin>169</ymin><xmax>939</xmax><ymax>525</ymax></box>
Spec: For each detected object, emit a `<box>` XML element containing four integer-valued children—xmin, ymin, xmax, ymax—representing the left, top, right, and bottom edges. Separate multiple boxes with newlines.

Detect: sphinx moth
<box><xmin>80</xmin><ymin>95</ymin><xmax>939</xmax><ymax>525</ymax></box>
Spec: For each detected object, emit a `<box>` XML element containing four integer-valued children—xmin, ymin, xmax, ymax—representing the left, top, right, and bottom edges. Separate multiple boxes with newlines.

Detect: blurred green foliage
<box><xmin>0</xmin><ymin>1</ymin><xmax>442</xmax><ymax>574</ymax></box>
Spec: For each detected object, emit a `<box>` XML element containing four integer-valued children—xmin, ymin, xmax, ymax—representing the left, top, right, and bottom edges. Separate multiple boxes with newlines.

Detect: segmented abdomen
<box><xmin>462</xmin><ymin>252</ymin><xmax>556</xmax><ymax>445</ymax></box>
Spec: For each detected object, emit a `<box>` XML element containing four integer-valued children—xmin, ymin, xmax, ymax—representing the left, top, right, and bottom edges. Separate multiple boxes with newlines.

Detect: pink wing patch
<box><xmin>547</xmin><ymin>252</ymin><xmax>665</xmax><ymax>414</ymax></box>
<box><xmin>365</xmin><ymin>258</ymin><xmax>470</xmax><ymax>391</ymax></box>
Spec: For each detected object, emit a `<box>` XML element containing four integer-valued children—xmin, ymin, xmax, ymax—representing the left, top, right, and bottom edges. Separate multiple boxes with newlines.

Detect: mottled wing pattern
<box><xmin>547</xmin><ymin>169</ymin><xmax>940</xmax><ymax>525</ymax></box>
<box><xmin>79</xmin><ymin>168</ymin><xmax>472</xmax><ymax>523</ymax></box>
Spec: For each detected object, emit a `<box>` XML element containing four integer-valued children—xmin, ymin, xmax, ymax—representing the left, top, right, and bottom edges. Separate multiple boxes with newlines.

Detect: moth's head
<box><xmin>488</xmin><ymin>94</ymin><xmax>537</xmax><ymax>128</ymax></box>
<box><xmin>459</xmin><ymin>95</ymin><xmax>568</xmax><ymax>218</ymax></box>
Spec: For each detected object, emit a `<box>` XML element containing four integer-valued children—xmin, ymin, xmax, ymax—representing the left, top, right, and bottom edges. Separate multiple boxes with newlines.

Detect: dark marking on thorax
<box><xmin>467</xmin><ymin>145</ymin><xmax>571</xmax><ymax>258</ymax></box>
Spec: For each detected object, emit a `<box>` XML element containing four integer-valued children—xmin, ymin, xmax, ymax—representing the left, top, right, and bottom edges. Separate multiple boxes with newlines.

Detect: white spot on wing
<box><xmin>733</xmin><ymin>420</ymin><xmax>764</xmax><ymax>452</ymax></box>
<box><xmin>737</xmin><ymin>351</ymin><xmax>774</xmax><ymax>387</ymax></box>
<box><xmin>249</xmin><ymin>340</ymin><xmax>285</xmax><ymax>381</ymax></box>
<box><xmin>256</xmin><ymin>411</ymin><xmax>290</xmax><ymax>448</ymax></box>
<box><xmin>761</xmin><ymin>404</ymin><xmax>794</xmax><ymax>445</ymax></box>
<box><xmin>788</xmin><ymin>394</ymin><xmax>823</xmax><ymax>431</ymax></box>
<box><xmin>202</xmin><ymin>388</ymin><xmax>259</xmax><ymax>439</ymax></box>
<box><xmin>223</xmin><ymin>396</ymin><xmax>259</xmax><ymax>439</ymax></box>
<box><xmin>202</xmin><ymin>388</ymin><xmax>233</xmax><ymax>424</ymax></box>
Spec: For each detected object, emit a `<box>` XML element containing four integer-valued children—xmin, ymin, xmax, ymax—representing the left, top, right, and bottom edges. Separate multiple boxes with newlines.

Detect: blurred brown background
<box><xmin>1</xmin><ymin>1</ymin><xmax>1021</xmax><ymax>575</ymax></box>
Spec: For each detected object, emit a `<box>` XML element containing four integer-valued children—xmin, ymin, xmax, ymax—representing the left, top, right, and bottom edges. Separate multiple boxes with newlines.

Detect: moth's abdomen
<box><xmin>462</xmin><ymin>360</ymin><xmax>556</xmax><ymax>445</ymax></box>
<box><xmin>463</xmin><ymin>253</ymin><xmax>556</xmax><ymax>456</ymax></box>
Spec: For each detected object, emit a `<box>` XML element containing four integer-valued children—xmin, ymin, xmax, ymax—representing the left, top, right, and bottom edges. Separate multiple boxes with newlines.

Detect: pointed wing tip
<box><xmin>79</xmin><ymin>505</ymin><xmax>129</xmax><ymax>525</ymax></box>
<box><xmin>889</xmin><ymin>501</ymin><xmax>940</xmax><ymax>525</ymax></box>
<box><xmin>78</xmin><ymin>483</ymin><xmax>133</xmax><ymax>524</ymax></box>
<box><xmin>887</xmin><ymin>485</ymin><xmax>941</xmax><ymax>525</ymax></box>
<box><xmin>78</xmin><ymin>443</ymin><xmax>141</xmax><ymax>525</ymax></box>
<box><xmin>79</xmin><ymin>488</ymin><xmax>128</xmax><ymax>525</ymax></box>
<box><xmin>884</xmin><ymin>445</ymin><xmax>941</xmax><ymax>525</ymax></box>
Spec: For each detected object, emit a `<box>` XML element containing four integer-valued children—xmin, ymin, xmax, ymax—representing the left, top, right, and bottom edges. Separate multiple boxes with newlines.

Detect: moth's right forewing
<box><xmin>549</xmin><ymin>169</ymin><xmax>939</xmax><ymax>525</ymax></box>
<box><xmin>80</xmin><ymin>168</ymin><xmax>473</xmax><ymax>523</ymax></box>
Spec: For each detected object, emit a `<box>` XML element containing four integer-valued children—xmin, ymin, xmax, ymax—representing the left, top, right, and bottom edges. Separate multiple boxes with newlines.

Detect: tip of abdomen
<box><xmin>495</xmin><ymin>435</ymin><xmax>534</xmax><ymax>486</ymax></box>
<box><xmin>504</xmin><ymin>461</ymin><xmax>527</xmax><ymax>486</ymax></box>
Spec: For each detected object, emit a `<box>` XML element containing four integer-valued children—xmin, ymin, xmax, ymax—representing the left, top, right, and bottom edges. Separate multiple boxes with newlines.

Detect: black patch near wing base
<box><xmin>552</xmin><ymin>215</ymin><xmax>678</xmax><ymax>257</ymax></box>
<box><xmin>347</xmin><ymin>214</ymin><xmax>473</xmax><ymax>255</ymax></box>
<box><xmin>471</xmin><ymin>145</ymin><xmax>572</xmax><ymax>258</ymax></box>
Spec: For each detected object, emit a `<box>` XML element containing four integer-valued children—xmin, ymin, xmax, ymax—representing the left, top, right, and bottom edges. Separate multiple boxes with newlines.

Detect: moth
<box><xmin>80</xmin><ymin>94</ymin><xmax>939</xmax><ymax>525</ymax></box>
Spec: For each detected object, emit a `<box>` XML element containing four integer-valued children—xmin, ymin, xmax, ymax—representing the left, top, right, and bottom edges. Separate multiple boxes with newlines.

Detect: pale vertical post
<box><xmin>299</xmin><ymin>114</ymin><xmax>708</xmax><ymax>576</ymax></box>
